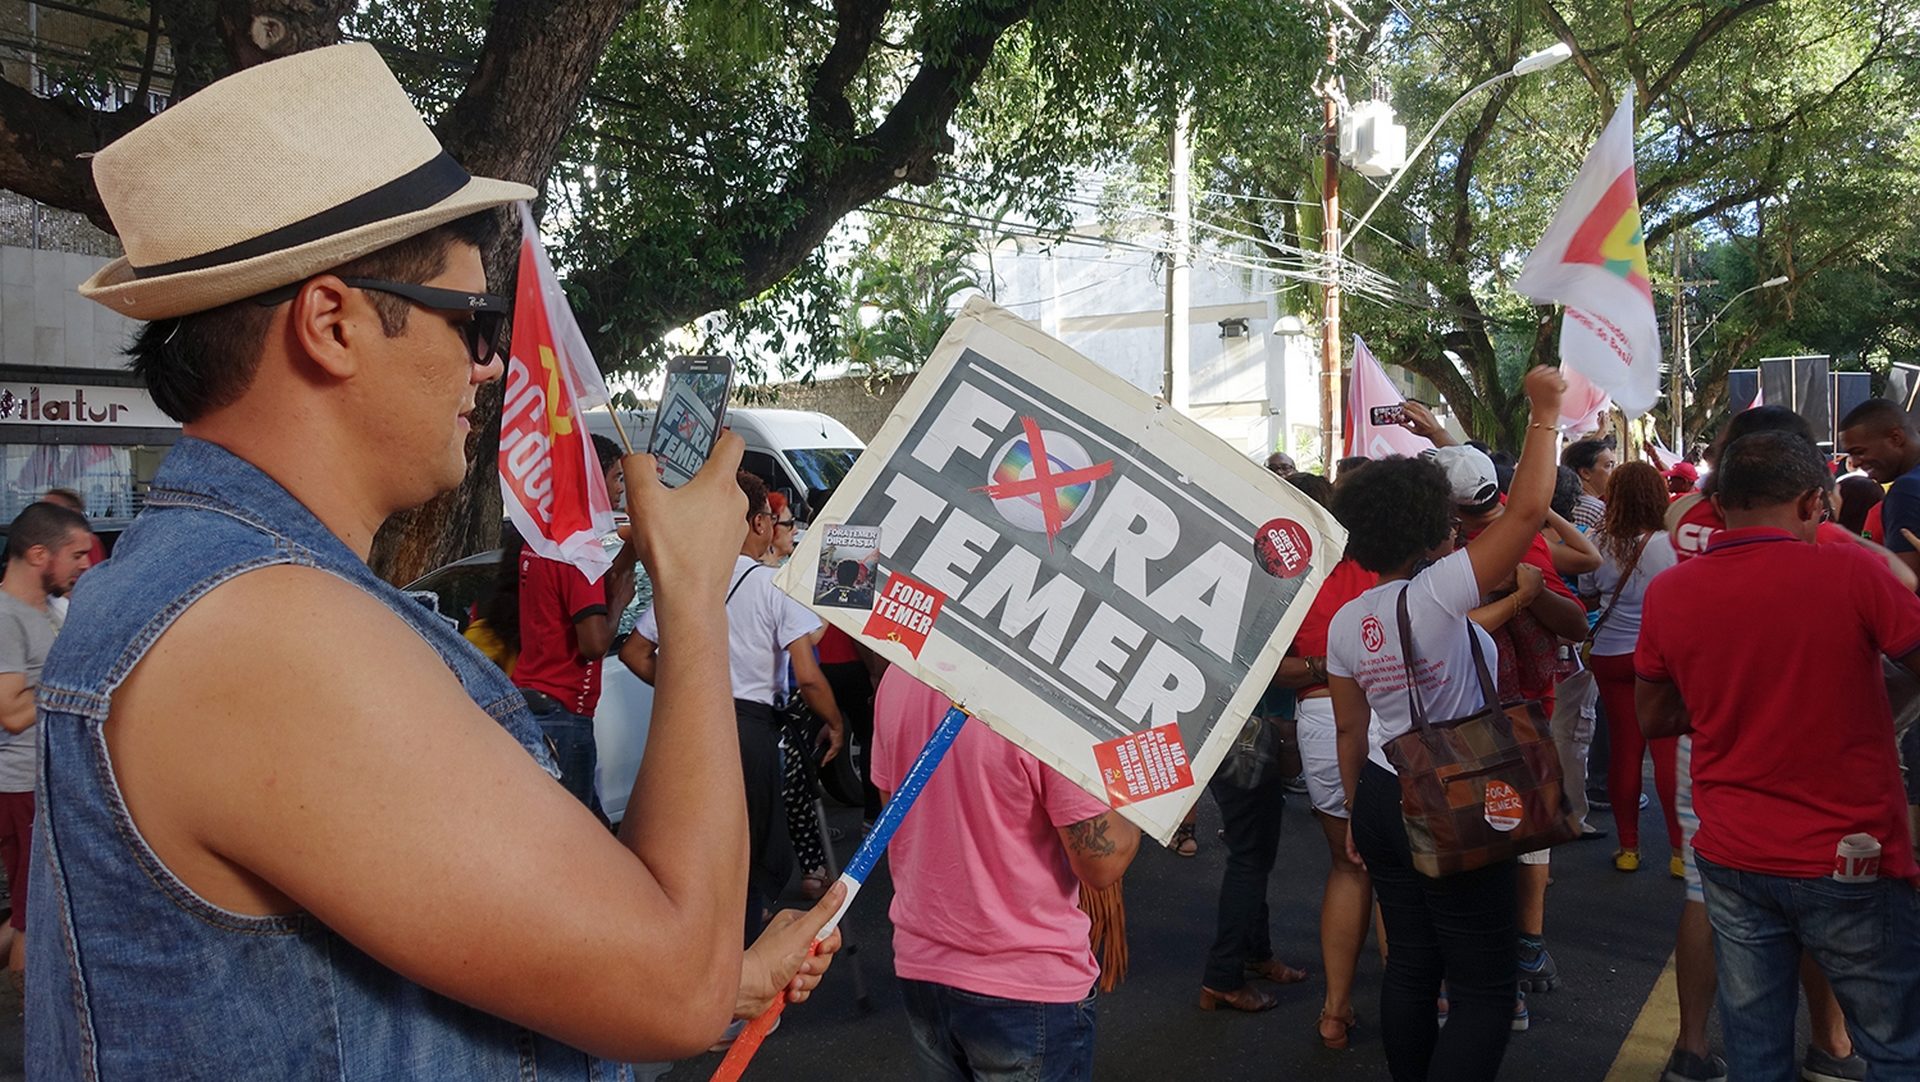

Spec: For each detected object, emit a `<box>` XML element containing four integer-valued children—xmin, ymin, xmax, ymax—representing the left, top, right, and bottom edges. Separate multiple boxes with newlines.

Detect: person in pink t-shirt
<box><xmin>872</xmin><ymin>668</ymin><xmax>1139</xmax><ymax>1082</ymax></box>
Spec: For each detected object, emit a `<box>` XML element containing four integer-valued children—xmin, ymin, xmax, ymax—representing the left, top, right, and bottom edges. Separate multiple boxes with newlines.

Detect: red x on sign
<box><xmin>972</xmin><ymin>416</ymin><xmax>1114</xmax><ymax>550</ymax></box>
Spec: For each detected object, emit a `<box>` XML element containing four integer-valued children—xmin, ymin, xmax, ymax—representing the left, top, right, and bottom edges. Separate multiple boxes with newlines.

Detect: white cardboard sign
<box><xmin>774</xmin><ymin>299</ymin><xmax>1345</xmax><ymax>844</ymax></box>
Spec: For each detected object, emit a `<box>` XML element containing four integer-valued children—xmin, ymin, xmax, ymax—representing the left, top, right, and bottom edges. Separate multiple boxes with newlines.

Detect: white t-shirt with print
<box><xmin>634</xmin><ymin>555</ymin><xmax>822</xmax><ymax>706</ymax></box>
<box><xmin>1577</xmin><ymin>530</ymin><xmax>1679</xmax><ymax>658</ymax></box>
<box><xmin>1326</xmin><ymin>548</ymin><xmax>1498</xmax><ymax>773</ymax></box>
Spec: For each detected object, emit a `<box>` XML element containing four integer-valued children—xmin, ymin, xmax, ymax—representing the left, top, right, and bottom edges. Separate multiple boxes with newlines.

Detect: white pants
<box><xmin>1549</xmin><ymin>668</ymin><xmax>1598</xmax><ymax>830</ymax></box>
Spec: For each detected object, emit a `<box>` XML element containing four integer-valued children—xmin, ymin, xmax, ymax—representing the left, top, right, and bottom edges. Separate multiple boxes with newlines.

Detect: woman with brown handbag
<box><xmin>1324</xmin><ymin>366</ymin><xmax>1566</xmax><ymax>1082</ymax></box>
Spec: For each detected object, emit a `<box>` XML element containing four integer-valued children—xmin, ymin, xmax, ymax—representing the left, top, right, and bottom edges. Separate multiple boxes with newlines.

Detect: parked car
<box><xmin>404</xmin><ymin>547</ymin><xmax>656</xmax><ymax>827</ymax></box>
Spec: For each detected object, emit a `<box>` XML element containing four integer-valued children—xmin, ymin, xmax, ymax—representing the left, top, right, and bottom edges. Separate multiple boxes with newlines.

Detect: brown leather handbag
<box><xmin>1383</xmin><ymin>586</ymin><xmax>1582</xmax><ymax>877</ymax></box>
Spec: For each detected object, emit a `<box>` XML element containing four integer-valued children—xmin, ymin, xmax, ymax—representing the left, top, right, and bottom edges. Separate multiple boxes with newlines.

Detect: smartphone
<box><xmin>1370</xmin><ymin>403</ymin><xmax>1408</xmax><ymax>427</ymax></box>
<box><xmin>647</xmin><ymin>355</ymin><xmax>735</xmax><ymax>488</ymax></box>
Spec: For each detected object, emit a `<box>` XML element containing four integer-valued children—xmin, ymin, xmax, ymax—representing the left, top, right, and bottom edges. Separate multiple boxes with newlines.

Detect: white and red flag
<box><xmin>498</xmin><ymin>201</ymin><xmax>616</xmax><ymax>582</ymax></box>
<box><xmin>1559</xmin><ymin>366</ymin><xmax>1614</xmax><ymax>435</ymax></box>
<box><xmin>1346</xmin><ymin>335</ymin><xmax>1433</xmax><ymax>459</ymax></box>
<box><xmin>1746</xmin><ymin>380</ymin><xmax>1766</xmax><ymax>412</ymax></box>
<box><xmin>1515</xmin><ymin>93</ymin><xmax>1663</xmax><ymax>418</ymax></box>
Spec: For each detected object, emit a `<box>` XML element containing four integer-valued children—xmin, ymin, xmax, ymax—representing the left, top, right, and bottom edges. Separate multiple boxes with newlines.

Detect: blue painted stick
<box><xmin>821</xmin><ymin>704</ymin><xmax>967</xmax><ymax>938</ymax></box>
<box><xmin>712</xmin><ymin>706</ymin><xmax>967</xmax><ymax>1082</ymax></box>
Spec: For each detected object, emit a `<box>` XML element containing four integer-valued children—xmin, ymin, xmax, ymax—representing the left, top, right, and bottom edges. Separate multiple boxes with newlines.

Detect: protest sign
<box><xmin>774</xmin><ymin>299</ymin><xmax>1345</xmax><ymax>843</ymax></box>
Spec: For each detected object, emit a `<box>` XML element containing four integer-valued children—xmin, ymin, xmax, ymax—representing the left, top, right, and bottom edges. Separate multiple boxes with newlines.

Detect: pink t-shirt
<box><xmin>871</xmin><ymin>668</ymin><xmax>1109</xmax><ymax>1003</ymax></box>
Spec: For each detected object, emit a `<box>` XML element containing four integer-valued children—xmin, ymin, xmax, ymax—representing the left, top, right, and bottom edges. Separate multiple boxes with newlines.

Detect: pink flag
<box><xmin>1559</xmin><ymin>366</ymin><xmax>1613</xmax><ymax>435</ymax></box>
<box><xmin>1346</xmin><ymin>336</ymin><xmax>1434</xmax><ymax>459</ymax></box>
<box><xmin>498</xmin><ymin>202</ymin><xmax>617</xmax><ymax>582</ymax></box>
<box><xmin>1746</xmin><ymin>381</ymin><xmax>1766</xmax><ymax>412</ymax></box>
<box><xmin>1515</xmin><ymin>93</ymin><xmax>1663</xmax><ymax>418</ymax></box>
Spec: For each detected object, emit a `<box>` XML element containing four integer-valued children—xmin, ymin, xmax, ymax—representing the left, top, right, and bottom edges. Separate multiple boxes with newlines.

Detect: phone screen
<box><xmin>1370</xmin><ymin>404</ymin><xmax>1407</xmax><ymax>427</ymax></box>
<box><xmin>647</xmin><ymin>356</ymin><xmax>734</xmax><ymax>488</ymax></box>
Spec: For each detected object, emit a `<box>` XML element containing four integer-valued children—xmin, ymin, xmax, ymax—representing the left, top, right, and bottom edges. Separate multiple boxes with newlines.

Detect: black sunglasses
<box><xmin>256</xmin><ymin>277</ymin><xmax>511</xmax><ymax>365</ymax></box>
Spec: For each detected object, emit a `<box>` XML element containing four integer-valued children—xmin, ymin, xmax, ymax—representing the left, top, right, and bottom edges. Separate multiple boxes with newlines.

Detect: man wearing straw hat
<box><xmin>30</xmin><ymin>42</ymin><xmax>839</xmax><ymax>1079</ymax></box>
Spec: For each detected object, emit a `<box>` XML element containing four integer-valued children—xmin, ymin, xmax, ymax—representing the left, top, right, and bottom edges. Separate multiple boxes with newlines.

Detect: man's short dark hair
<box><xmin>1330</xmin><ymin>456</ymin><xmax>1453</xmax><ymax>574</ymax></box>
<box><xmin>736</xmin><ymin>470</ymin><xmax>770</xmax><ymax>520</ymax></box>
<box><xmin>126</xmin><ymin>211</ymin><xmax>499</xmax><ymax>424</ymax></box>
<box><xmin>1839</xmin><ymin>397</ymin><xmax>1912</xmax><ymax>437</ymax></box>
<box><xmin>1563</xmin><ymin>438</ymin><xmax>1611</xmax><ymax>473</ymax></box>
<box><xmin>7</xmin><ymin>502</ymin><xmax>90</xmax><ymax>561</ymax></box>
<box><xmin>1716</xmin><ymin>432</ymin><xmax>1832</xmax><ymax>511</ymax></box>
<box><xmin>591</xmin><ymin>434</ymin><xmax>623</xmax><ymax>474</ymax></box>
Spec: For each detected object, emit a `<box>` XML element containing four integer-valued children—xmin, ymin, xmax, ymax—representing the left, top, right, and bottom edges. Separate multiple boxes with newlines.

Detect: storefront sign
<box><xmin>0</xmin><ymin>383</ymin><xmax>172</xmax><ymax>429</ymax></box>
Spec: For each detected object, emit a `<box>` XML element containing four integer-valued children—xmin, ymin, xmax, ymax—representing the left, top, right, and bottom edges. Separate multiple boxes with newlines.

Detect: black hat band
<box><xmin>128</xmin><ymin>152</ymin><xmax>471</xmax><ymax>279</ymax></box>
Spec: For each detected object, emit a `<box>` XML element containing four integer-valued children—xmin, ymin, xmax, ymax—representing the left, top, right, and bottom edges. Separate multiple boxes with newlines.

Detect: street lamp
<box><xmin>1315</xmin><ymin>41</ymin><xmax>1571</xmax><ymax>468</ymax></box>
<box><xmin>1687</xmin><ymin>275</ymin><xmax>1790</xmax><ymax>352</ymax></box>
<box><xmin>1338</xmin><ymin>43</ymin><xmax>1573</xmax><ymax>259</ymax></box>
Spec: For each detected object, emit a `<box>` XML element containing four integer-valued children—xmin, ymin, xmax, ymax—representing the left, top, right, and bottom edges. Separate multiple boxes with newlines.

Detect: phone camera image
<box><xmin>646</xmin><ymin>357</ymin><xmax>734</xmax><ymax>487</ymax></box>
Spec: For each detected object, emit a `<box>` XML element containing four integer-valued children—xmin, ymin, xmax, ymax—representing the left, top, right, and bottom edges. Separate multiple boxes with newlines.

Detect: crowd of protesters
<box><xmin>6</xmin><ymin>39</ymin><xmax>1918</xmax><ymax>1082</ymax></box>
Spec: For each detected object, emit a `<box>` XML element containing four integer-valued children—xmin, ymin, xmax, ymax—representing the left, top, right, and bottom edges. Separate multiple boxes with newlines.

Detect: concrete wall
<box><xmin>0</xmin><ymin>244</ymin><xmax>139</xmax><ymax>371</ymax></box>
<box><xmin>742</xmin><ymin>374</ymin><xmax>912</xmax><ymax>443</ymax></box>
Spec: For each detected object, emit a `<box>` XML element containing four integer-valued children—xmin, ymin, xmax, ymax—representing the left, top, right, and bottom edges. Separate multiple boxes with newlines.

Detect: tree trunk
<box><xmin>367</xmin><ymin>0</ymin><xmax>636</xmax><ymax>585</ymax></box>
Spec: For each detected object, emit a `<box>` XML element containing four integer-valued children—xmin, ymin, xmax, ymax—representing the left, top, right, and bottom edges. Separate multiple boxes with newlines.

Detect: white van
<box><xmin>587</xmin><ymin>407</ymin><xmax>865</xmax><ymax>517</ymax></box>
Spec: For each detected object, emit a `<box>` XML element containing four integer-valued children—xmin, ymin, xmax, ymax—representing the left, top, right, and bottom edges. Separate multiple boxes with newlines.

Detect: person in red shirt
<box><xmin>1655</xmin><ymin>404</ymin><xmax>1896</xmax><ymax>1082</ymax></box>
<box><xmin>1638</xmin><ymin>430</ymin><xmax>1920</xmax><ymax>1081</ymax></box>
<box><xmin>514</xmin><ymin>436</ymin><xmax>636</xmax><ymax>821</ymax></box>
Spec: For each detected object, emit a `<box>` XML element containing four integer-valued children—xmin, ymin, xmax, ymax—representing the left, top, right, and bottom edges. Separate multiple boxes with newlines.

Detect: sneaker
<box><xmin>1802</xmin><ymin>1045</ymin><xmax>1868</xmax><ymax>1082</ymax></box>
<box><xmin>1614</xmin><ymin>849</ymin><xmax>1641</xmax><ymax>873</ymax></box>
<box><xmin>1670</xmin><ymin>855</ymin><xmax>1686</xmax><ymax>880</ymax></box>
<box><xmin>1517</xmin><ymin>939</ymin><xmax>1558</xmax><ymax>993</ymax></box>
<box><xmin>1587</xmin><ymin>790</ymin><xmax>1612</xmax><ymax>811</ymax></box>
<box><xmin>1283</xmin><ymin>773</ymin><xmax>1309</xmax><ymax>795</ymax></box>
<box><xmin>1663</xmin><ymin>1048</ymin><xmax>1728</xmax><ymax>1082</ymax></box>
<box><xmin>1511</xmin><ymin>990</ymin><xmax>1530</xmax><ymax>1032</ymax></box>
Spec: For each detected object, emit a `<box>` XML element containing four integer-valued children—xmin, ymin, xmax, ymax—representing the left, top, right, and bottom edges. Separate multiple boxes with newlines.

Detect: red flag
<box><xmin>499</xmin><ymin>202</ymin><xmax>615</xmax><ymax>581</ymax></box>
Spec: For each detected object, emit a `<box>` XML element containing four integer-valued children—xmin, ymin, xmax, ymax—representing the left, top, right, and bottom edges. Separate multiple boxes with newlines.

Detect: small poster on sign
<box><xmin>813</xmin><ymin>525</ymin><xmax>882</xmax><ymax>609</ymax></box>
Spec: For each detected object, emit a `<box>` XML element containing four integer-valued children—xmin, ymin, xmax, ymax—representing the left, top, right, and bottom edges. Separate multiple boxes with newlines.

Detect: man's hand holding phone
<box><xmin>623</xmin><ymin>432</ymin><xmax>748</xmax><ymax>603</ymax></box>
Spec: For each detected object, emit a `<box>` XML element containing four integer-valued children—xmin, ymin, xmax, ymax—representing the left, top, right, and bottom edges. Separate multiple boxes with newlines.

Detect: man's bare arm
<box><xmin>0</xmin><ymin>673</ymin><xmax>32</xmax><ymax>734</ymax></box>
<box><xmin>618</xmin><ymin>632</ymin><xmax>659</xmax><ymax>686</ymax></box>
<box><xmin>1057</xmin><ymin>812</ymin><xmax>1141</xmax><ymax>890</ymax></box>
<box><xmin>1637</xmin><ymin>677</ymin><xmax>1692</xmax><ymax>739</ymax></box>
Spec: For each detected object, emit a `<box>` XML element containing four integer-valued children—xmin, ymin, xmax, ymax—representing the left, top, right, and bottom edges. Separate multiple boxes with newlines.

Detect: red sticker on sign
<box><xmin>1254</xmin><ymin>518</ymin><xmax>1312</xmax><ymax>578</ymax></box>
<box><xmin>1091</xmin><ymin>725</ymin><xmax>1196</xmax><ymax>807</ymax></box>
<box><xmin>1484</xmin><ymin>779</ymin><xmax>1523</xmax><ymax>832</ymax></box>
<box><xmin>862</xmin><ymin>571</ymin><xmax>945</xmax><ymax>658</ymax></box>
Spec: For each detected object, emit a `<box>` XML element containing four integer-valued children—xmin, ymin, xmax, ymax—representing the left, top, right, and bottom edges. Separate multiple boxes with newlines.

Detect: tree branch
<box><xmin>1534</xmin><ymin>0</ymin><xmax>1612</xmax><ymax>105</ymax></box>
<box><xmin>0</xmin><ymin>80</ymin><xmax>144</xmax><ymax>230</ymax></box>
<box><xmin>1646</xmin><ymin>0</ymin><xmax>1779</xmax><ymax>104</ymax></box>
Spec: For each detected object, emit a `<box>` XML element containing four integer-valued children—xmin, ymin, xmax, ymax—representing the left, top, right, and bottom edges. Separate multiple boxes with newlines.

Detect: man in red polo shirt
<box><xmin>515</xmin><ymin>435</ymin><xmax>636</xmax><ymax>821</ymax></box>
<box><xmin>1638</xmin><ymin>431</ymin><xmax>1920</xmax><ymax>1080</ymax></box>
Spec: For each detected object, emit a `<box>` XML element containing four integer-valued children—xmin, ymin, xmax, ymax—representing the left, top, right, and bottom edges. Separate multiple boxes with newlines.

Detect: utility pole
<box><xmin>1318</xmin><ymin>15</ymin><xmax>1342</xmax><ymax>470</ymax></box>
<box><xmin>1163</xmin><ymin>101</ymin><xmax>1191</xmax><ymax>412</ymax></box>
<box><xmin>1669</xmin><ymin>232</ymin><xmax>1688</xmax><ymax>449</ymax></box>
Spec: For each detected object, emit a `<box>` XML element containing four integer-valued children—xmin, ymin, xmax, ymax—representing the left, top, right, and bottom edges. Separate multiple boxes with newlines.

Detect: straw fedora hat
<box><xmin>80</xmin><ymin>42</ymin><xmax>534</xmax><ymax>320</ymax></box>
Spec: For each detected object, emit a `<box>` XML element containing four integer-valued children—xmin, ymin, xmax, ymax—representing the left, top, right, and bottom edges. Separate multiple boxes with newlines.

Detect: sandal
<box><xmin>1171</xmin><ymin>822</ymin><xmax>1198</xmax><ymax>857</ymax></box>
<box><xmin>1245</xmin><ymin>958</ymin><xmax>1309</xmax><ymax>984</ymax></box>
<box><xmin>1198</xmin><ymin>984</ymin><xmax>1277</xmax><ymax>1012</ymax></box>
<box><xmin>1317</xmin><ymin>1008</ymin><xmax>1358</xmax><ymax>1050</ymax></box>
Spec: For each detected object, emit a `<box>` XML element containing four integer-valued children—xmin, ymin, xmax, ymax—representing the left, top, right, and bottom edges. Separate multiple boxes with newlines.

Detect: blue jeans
<box><xmin>1698</xmin><ymin>856</ymin><xmax>1920</xmax><ymax>1081</ymax></box>
<box><xmin>900</xmin><ymin>978</ymin><xmax>1097</xmax><ymax>1082</ymax></box>
<box><xmin>525</xmin><ymin>698</ymin><xmax>606</xmax><ymax>824</ymax></box>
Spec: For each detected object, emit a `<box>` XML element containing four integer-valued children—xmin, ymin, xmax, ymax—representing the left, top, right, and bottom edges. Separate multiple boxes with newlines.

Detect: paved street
<box><xmin>0</xmin><ymin>778</ymin><xmax>1696</xmax><ymax>1081</ymax></box>
<box><xmin>666</xmin><ymin>787</ymin><xmax>1689</xmax><ymax>1081</ymax></box>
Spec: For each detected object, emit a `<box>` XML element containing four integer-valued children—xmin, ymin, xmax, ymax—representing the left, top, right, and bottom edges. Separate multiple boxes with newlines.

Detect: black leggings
<box><xmin>1352</xmin><ymin>761</ymin><xmax>1517</xmax><ymax>1082</ymax></box>
<box><xmin>780</xmin><ymin>718</ymin><xmax>827</xmax><ymax>874</ymax></box>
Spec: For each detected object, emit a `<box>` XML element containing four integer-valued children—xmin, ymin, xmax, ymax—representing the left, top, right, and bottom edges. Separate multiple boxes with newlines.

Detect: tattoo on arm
<box><xmin>1066</xmin><ymin>816</ymin><xmax>1116</xmax><ymax>858</ymax></box>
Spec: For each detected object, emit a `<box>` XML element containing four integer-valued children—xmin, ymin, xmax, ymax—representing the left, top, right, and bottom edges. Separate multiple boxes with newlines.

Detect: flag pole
<box><xmin>601</xmin><ymin>402</ymin><xmax>634</xmax><ymax>455</ymax></box>
<box><xmin>711</xmin><ymin>705</ymin><xmax>969</xmax><ymax>1081</ymax></box>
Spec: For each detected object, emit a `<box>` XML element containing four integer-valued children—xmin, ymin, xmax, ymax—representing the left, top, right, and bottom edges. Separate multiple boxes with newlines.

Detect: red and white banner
<box><xmin>499</xmin><ymin>202</ymin><xmax>616</xmax><ymax>582</ymax></box>
<box><xmin>1346</xmin><ymin>336</ymin><xmax>1433</xmax><ymax>459</ymax></box>
<box><xmin>1515</xmin><ymin>93</ymin><xmax>1663</xmax><ymax>418</ymax></box>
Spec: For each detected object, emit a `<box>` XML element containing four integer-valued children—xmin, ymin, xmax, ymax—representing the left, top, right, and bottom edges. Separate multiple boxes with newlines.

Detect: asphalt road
<box><xmin>0</xmin><ymin>784</ymin><xmax>1686</xmax><ymax>1081</ymax></box>
<box><xmin>663</xmin><ymin>788</ymin><xmax>1688</xmax><ymax>1082</ymax></box>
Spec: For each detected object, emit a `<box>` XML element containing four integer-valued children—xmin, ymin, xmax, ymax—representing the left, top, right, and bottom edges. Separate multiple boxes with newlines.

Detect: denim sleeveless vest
<box><xmin>27</xmin><ymin>437</ymin><xmax>625</xmax><ymax>1080</ymax></box>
